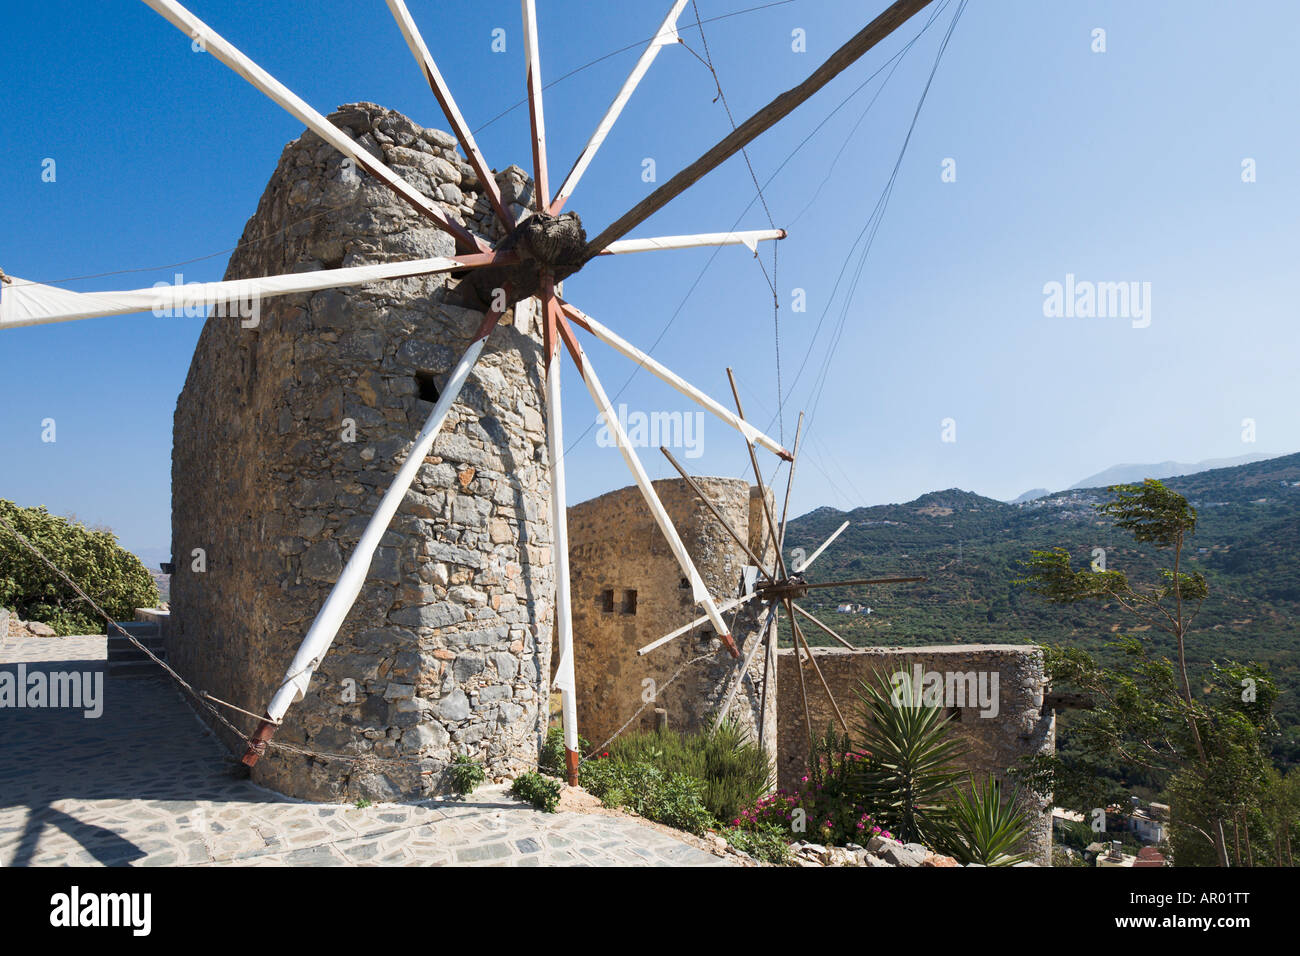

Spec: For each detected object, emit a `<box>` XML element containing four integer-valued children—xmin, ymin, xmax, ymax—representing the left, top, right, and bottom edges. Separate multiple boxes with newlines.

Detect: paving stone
<box><xmin>0</xmin><ymin>637</ymin><xmax>732</xmax><ymax>868</ymax></box>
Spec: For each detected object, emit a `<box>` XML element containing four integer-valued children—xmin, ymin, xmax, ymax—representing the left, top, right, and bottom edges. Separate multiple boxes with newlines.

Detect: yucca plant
<box><xmin>935</xmin><ymin>774</ymin><xmax>1032</xmax><ymax>866</ymax></box>
<box><xmin>850</xmin><ymin>669</ymin><xmax>967</xmax><ymax>845</ymax></box>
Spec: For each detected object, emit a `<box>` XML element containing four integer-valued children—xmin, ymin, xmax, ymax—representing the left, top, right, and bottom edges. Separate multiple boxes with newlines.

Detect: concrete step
<box><xmin>107</xmin><ymin>647</ymin><xmax>166</xmax><ymax>663</ymax></box>
<box><xmin>107</xmin><ymin>636</ymin><xmax>165</xmax><ymax>652</ymax></box>
<box><xmin>107</xmin><ymin>658</ymin><xmax>162</xmax><ymax>677</ymax></box>
<box><xmin>107</xmin><ymin>632</ymin><xmax>165</xmax><ymax>647</ymax></box>
<box><xmin>106</xmin><ymin>621</ymin><xmax>160</xmax><ymax>638</ymax></box>
<box><xmin>107</xmin><ymin>621</ymin><xmax>166</xmax><ymax>675</ymax></box>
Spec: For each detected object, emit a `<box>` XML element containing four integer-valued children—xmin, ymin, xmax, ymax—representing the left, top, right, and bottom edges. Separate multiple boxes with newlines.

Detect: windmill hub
<box><xmin>756</xmin><ymin>574</ymin><xmax>809</xmax><ymax>603</ymax></box>
<box><xmin>509</xmin><ymin>210</ymin><xmax>587</xmax><ymax>270</ymax></box>
<box><xmin>471</xmin><ymin>209</ymin><xmax>589</xmax><ymax>305</ymax></box>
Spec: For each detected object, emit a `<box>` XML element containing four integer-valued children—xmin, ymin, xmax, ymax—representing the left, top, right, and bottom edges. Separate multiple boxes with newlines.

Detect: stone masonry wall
<box><xmin>566</xmin><ymin>478</ymin><xmax>775</xmax><ymax>756</ymax></box>
<box><xmin>776</xmin><ymin>644</ymin><xmax>1054</xmax><ymax>863</ymax></box>
<box><xmin>169</xmin><ymin>103</ymin><xmax>554</xmax><ymax>802</ymax></box>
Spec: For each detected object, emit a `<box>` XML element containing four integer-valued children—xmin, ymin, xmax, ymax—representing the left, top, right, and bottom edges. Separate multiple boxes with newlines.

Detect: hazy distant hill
<box><xmin>783</xmin><ymin>452</ymin><xmax>1300</xmax><ymax>759</ymax></box>
<box><xmin>1007</xmin><ymin>488</ymin><xmax>1049</xmax><ymax>504</ymax></box>
<box><xmin>1068</xmin><ymin>453</ymin><xmax>1271</xmax><ymax>489</ymax></box>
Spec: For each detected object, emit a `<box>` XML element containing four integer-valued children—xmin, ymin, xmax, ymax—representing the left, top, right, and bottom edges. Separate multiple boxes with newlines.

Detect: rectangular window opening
<box><xmin>415</xmin><ymin>370</ymin><xmax>441</xmax><ymax>403</ymax></box>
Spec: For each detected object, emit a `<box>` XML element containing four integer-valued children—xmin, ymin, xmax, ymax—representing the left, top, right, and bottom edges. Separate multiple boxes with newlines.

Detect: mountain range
<box><xmin>1006</xmin><ymin>453</ymin><xmax>1273</xmax><ymax>503</ymax></box>
<box><xmin>784</xmin><ymin>450</ymin><xmax>1300</xmax><ymax>760</ymax></box>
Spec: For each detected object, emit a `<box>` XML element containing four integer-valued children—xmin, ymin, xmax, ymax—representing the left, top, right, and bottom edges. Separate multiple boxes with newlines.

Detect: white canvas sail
<box><xmin>0</xmin><ymin>257</ymin><xmax>468</xmax><ymax>331</ymax></box>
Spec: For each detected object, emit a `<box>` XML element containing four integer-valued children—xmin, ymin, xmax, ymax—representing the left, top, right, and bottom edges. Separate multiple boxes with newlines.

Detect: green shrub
<box><xmin>1057</xmin><ymin>817</ymin><xmax>1095</xmax><ymax>852</ymax></box>
<box><xmin>540</xmin><ymin>722</ymin><xmax>773</xmax><ymax>836</ymax></box>
<box><xmin>723</xmin><ymin>825</ymin><xmax>792</xmax><ymax>865</ymax></box>
<box><xmin>0</xmin><ymin>500</ymin><xmax>159</xmax><ymax>635</ymax></box>
<box><xmin>599</xmin><ymin>721</ymin><xmax>773</xmax><ymax>825</ymax></box>
<box><xmin>539</xmin><ymin>726</ymin><xmax>589</xmax><ymax>779</ymax></box>
<box><xmin>581</xmin><ymin>759</ymin><xmax>716</xmax><ymax>835</ymax></box>
<box><xmin>510</xmin><ymin>772</ymin><xmax>561</xmax><ymax>812</ymax></box>
<box><xmin>1052</xmin><ymin>845</ymin><xmax>1088</xmax><ymax>867</ymax></box>
<box><xmin>449</xmin><ymin>753</ymin><xmax>486</xmax><ymax>796</ymax></box>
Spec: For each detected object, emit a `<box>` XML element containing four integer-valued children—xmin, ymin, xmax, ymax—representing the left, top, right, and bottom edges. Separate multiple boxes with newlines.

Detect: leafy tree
<box><xmin>1016</xmin><ymin>480</ymin><xmax>1279</xmax><ymax>866</ymax></box>
<box><xmin>0</xmin><ymin>499</ymin><xmax>159</xmax><ymax>635</ymax></box>
<box><xmin>1258</xmin><ymin>766</ymin><xmax>1299</xmax><ymax>866</ymax></box>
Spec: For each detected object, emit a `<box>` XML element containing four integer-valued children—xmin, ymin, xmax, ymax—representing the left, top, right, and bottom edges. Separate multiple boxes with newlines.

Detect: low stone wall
<box><xmin>134</xmin><ymin>608</ymin><xmax>170</xmax><ymax>637</ymax></box>
<box><xmin>776</xmin><ymin>644</ymin><xmax>1054</xmax><ymax>863</ymax></box>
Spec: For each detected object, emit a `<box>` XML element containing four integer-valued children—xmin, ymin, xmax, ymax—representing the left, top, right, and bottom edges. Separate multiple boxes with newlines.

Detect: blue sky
<box><xmin>2</xmin><ymin>0</ymin><xmax>1298</xmax><ymax>564</ymax></box>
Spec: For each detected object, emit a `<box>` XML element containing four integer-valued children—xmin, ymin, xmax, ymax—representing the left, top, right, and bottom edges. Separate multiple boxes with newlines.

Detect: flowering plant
<box><xmin>731</xmin><ymin>726</ymin><xmax>891</xmax><ymax>846</ymax></box>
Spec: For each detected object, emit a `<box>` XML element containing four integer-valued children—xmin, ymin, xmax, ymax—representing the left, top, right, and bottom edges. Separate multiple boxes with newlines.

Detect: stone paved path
<box><xmin>0</xmin><ymin>636</ymin><xmax>733</xmax><ymax>867</ymax></box>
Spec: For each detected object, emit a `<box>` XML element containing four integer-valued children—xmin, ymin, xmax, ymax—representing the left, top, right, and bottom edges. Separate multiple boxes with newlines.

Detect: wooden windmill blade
<box><xmin>553</xmin><ymin>311</ymin><xmax>740</xmax><ymax>658</ymax></box>
<box><xmin>539</xmin><ymin>286</ymin><xmax>581</xmax><ymax>784</ymax></box>
<box><xmin>550</xmin><ymin>0</ymin><xmax>690</xmax><ymax>215</ymax></box>
<box><xmin>384</xmin><ymin>0</ymin><xmax>515</xmax><ymax>229</ymax></box>
<box><xmin>599</xmin><ymin>230</ymin><xmax>787</xmax><ymax>257</ymax></box>
<box><xmin>585</xmin><ymin>0</ymin><xmax>936</xmax><ymax>255</ymax></box>
<box><xmin>801</xmin><ymin>576</ymin><xmax>927</xmax><ymax>590</ymax></box>
<box><xmin>787</xmin><ymin>600</ymin><xmax>815</xmax><ymax>748</ymax></box>
<box><xmin>139</xmin><ymin>0</ymin><xmax>490</xmax><ymax>254</ymax></box>
<box><xmin>793</xmin><ymin>520</ymin><xmax>850</xmax><ymax>573</ymax></box>
<box><xmin>659</xmin><ymin>446</ymin><xmax>778</xmax><ymax>583</ymax></box>
<box><xmin>559</xmin><ymin>300</ymin><xmax>792</xmax><ymax>460</ymax></box>
<box><xmin>635</xmin><ymin>592</ymin><xmax>758</xmax><ymax>657</ymax></box>
<box><xmin>0</xmin><ymin>252</ymin><xmax>511</xmax><ymax>330</ymax></box>
<box><xmin>776</xmin><ymin>412</ymin><xmax>805</xmax><ymax>554</ymax></box>
<box><xmin>727</xmin><ymin>368</ymin><xmax>788</xmax><ymax>578</ymax></box>
<box><xmin>715</xmin><ymin>600</ymin><xmax>779</xmax><ymax>729</ymax></box>
<box><xmin>791</xmin><ymin>602</ymin><xmax>857</xmax><ymax>651</ymax></box>
<box><xmin>521</xmin><ymin>0</ymin><xmax>550</xmax><ymax>209</ymax></box>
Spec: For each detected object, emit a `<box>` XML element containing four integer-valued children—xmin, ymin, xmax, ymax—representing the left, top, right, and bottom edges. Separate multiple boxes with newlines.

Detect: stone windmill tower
<box><xmin>169</xmin><ymin>104</ymin><xmax>553</xmax><ymax>801</ymax></box>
